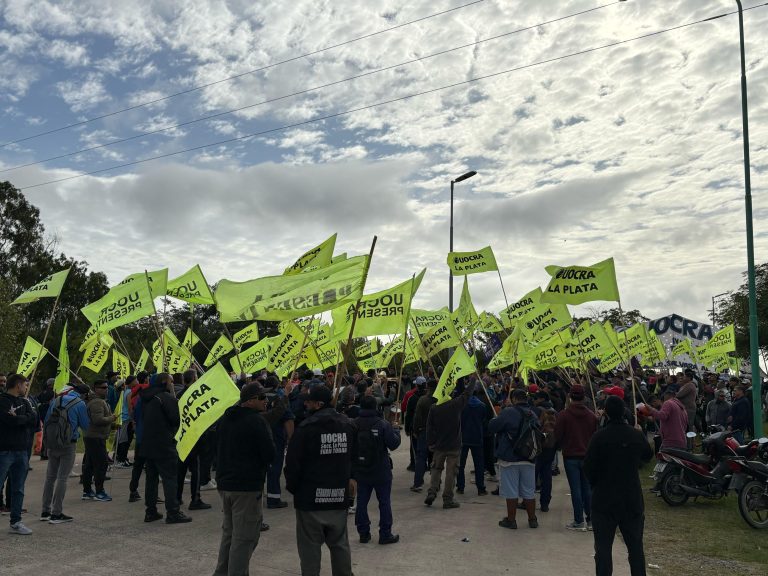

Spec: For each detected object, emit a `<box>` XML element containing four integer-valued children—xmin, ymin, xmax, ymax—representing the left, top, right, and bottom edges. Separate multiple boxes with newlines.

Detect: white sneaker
<box><xmin>200</xmin><ymin>480</ymin><xmax>217</xmax><ymax>491</ymax></box>
<box><xmin>348</xmin><ymin>505</ymin><xmax>356</xmax><ymax>514</ymax></box>
<box><xmin>566</xmin><ymin>521</ymin><xmax>587</xmax><ymax>531</ymax></box>
<box><xmin>9</xmin><ymin>522</ymin><xmax>33</xmax><ymax>535</ymax></box>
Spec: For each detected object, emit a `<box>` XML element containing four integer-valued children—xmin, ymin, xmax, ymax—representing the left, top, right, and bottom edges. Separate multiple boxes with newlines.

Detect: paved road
<box><xmin>1</xmin><ymin>445</ymin><xmax>632</xmax><ymax>575</ymax></box>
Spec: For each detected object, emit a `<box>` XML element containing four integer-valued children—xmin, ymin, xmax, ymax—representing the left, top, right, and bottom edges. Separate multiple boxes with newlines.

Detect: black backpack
<box><xmin>510</xmin><ymin>406</ymin><xmax>545</xmax><ymax>462</ymax></box>
<box><xmin>44</xmin><ymin>396</ymin><xmax>81</xmax><ymax>452</ymax></box>
<box><xmin>355</xmin><ymin>424</ymin><xmax>384</xmax><ymax>471</ymax></box>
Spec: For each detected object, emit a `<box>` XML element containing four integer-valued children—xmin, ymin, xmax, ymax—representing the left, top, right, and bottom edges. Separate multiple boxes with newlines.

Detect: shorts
<box><xmin>499</xmin><ymin>462</ymin><xmax>536</xmax><ymax>500</ymax></box>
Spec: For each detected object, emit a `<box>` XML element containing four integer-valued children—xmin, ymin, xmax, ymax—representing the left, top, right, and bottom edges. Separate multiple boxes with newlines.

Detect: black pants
<box><xmin>129</xmin><ymin>446</ymin><xmax>146</xmax><ymax>493</ymax></box>
<box><xmin>145</xmin><ymin>455</ymin><xmax>180</xmax><ymax>514</ymax></box>
<box><xmin>592</xmin><ymin>509</ymin><xmax>646</xmax><ymax>576</ymax></box>
<box><xmin>483</xmin><ymin>435</ymin><xmax>496</xmax><ymax>475</ymax></box>
<box><xmin>116</xmin><ymin>422</ymin><xmax>134</xmax><ymax>462</ymax></box>
<box><xmin>82</xmin><ymin>437</ymin><xmax>109</xmax><ymax>493</ymax></box>
<box><xmin>177</xmin><ymin>445</ymin><xmax>201</xmax><ymax>503</ymax></box>
<box><xmin>198</xmin><ymin>431</ymin><xmax>216</xmax><ymax>485</ymax></box>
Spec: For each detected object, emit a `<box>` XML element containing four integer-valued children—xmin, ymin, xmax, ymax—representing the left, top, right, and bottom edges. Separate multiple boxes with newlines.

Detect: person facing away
<box><xmin>456</xmin><ymin>387</ymin><xmax>489</xmax><ymax>496</ymax></box>
<box><xmin>176</xmin><ymin>369</ymin><xmax>212</xmax><ymax>512</ymax></box>
<box><xmin>82</xmin><ymin>379</ymin><xmax>116</xmax><ymax>502</ymax></box>
<box><xmin>584</xmin><ymin>395</ymin><xmax>653</xmax><ymax>576</ymax></box>
<box><xmin>213</xmin><ymin>383</ymin><xmax>276</xmax><ymax>576</ymax></box>
<box><xmin>352</xmin><ymin>395</ymin><xmax>401</xmax><ymax>545</ymax></box>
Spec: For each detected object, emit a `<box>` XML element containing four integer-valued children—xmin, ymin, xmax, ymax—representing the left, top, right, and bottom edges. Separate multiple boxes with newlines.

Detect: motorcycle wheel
<box><xmin>738</xmin><ymin>480</ymin><xmax>768</xmax><ymax>529</ymax></box>
<box><xmin>660</xmin><ymin>469</ymin><xmax>689</xmax><ymax>506</ymax></box>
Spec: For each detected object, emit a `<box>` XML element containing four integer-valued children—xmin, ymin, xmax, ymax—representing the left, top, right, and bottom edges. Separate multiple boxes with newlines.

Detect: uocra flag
<box><xmin>541</xmin><ymin>257</ymin><xmax>619</xmax><ymax>305</ymax></box>
<box><xmin>446</xmin><ymin>246</ymin><xmax>498</xmax><ymax>276</ymax></box>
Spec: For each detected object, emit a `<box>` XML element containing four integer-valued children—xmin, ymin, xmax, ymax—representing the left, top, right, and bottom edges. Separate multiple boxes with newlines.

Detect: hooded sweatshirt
<box><xmin>137</xmin><ymin>385</ymin><xmax>179</xmax><ymax>459</ymax></box>
<box><xmin>216</xmin><ymin>405</ymin><xmax>276</xmax><ymax>492</ymax></box>
<box><xmin>554</xmin><ymin>402</ymin><xmax>598</xmax><ymax>458</ymax></box>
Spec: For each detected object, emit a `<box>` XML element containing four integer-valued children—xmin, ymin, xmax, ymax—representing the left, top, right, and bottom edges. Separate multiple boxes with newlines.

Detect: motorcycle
<box><xmin>737</xmin><ymin>437</ymin><xmax>768</xmax><ymax>529</ymax></box>
<box><xmin>655</xmin><ymin>428</ymin><xmax>760</xmax><ymax>507</ymax></box>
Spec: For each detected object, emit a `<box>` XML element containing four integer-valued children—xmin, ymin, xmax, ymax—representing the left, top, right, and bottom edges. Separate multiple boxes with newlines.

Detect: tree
<box><xmin>714</xmin><ymin>263</ymin><xmax>768</xmax><ymax>359</ymax></box>
<box><xmin>573</xmin><ymin>306</ymin><xmax>649</xmax><ymax>327</ymax></box>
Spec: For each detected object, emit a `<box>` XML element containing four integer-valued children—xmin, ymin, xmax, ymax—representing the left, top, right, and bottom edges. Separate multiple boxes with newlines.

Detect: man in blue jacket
<box><xmin>489</xmin><ymin>388</ymin><xmax>539</xmax><ymax>529</ymax></box>
<box><xmin>353</xmin><ymin>395</ymin><xmax>401</xmax><ymax>545</ymax></box>
<box><xmin>456</xmin><ymin>388</ymin><xmax>488</xmax><ymax>496</ymax></box>
<box><xmin>41</xmin><ymin>384</ymin><xmax>90</xmax><ymax>524</ymax></box>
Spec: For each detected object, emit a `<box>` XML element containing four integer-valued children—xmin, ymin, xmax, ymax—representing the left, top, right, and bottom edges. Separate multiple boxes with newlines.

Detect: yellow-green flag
<box><xmin>284</xmin><ymin>233</ymin><xmax>337</xmax><ymax>275</ymax></box>
<box><xmin>619</xmin><ymin>323</ymin><xmax>648</xmax><ymax>358</ymax></box>
<box><xmin>420</xmin><ymin>316</ymin><xmax>462</xmax><ymax>358</ymax></box>
<box><xmin>233</xmin><ymin>323</ymin><xmax>260</xmax><ymax>351</ymax></box>
<box><xmin>308</xmin><ymin>340</ymin><xmax>342</xmax><ymax>371</ymax></box>
<box><xmin>12</xmin><ymin>268</ymin><xmax>71</xmax><ymax>305</ymax></box>
<box><xmin>500</xmin><ymin>287</ymin><xmax>542</xmax><ymax>329</ymax></box>
<box><xmin>113</xmin><ymin>388</ymin><xmax>124</xmax><ymax>427</ymax></box>
<box><xmin>54</xmin><ymin>324</ymin><xmax>70</xmax><ymax>392</ymax></box>
<box><xmin>266</xmin><ymin>321</ymin><xmax>305</xmax><ymax>372</ymax></box>
<box><xmin>519</xmin><ymin>303</ymin><xmax>572</xmax><ymax>344</ymax></box>
<box><xmin>230</xmin><ymin>337</ymin><xmax>276</xmax><ymax>374</ymax></box>
<box><xmin>477</xmin><ymin>312</ymin><xmax>504</xmax><ymax>334</ymax></box>
<box><xmin>446</xmin><ymin>246</ymin><xmax>498</xmax><ymax>276</ymax></box>
<box><xmin>136</xmin><ymin>347</ymin><xmax>149</xmax><ymax>372</ymax></box>
<box><xmin>81</xmin><ymin>275</ymin><xmax>156</xmax><ymax>333</ymax></box>
<box><xmin>541</xmin><ymin>257</ymin><xmax>620</xmax><ymax>305</ymax></box>
<box><xmin>354</xmin><ymin>339</ymin><xmax>380</xmax><ymax>358</ymax></box>
<box><xmin>167</xmin><ymin>265</ymin><xmax>215</xmax><ymax>305</ymax></box>
<box><xmin>175</xmin><ymin>362</ymin><xmax>240</xmax><ymax>460</ymax></box>
<box><xmin>112</xmin><ymin>349</ymin><xmax>131</xmax><ymax>380</ymax></box>
<box><xmin>434</xmin><ymin>347</ymin><xmax>475</xmax><ymax>405</ymax></box>
<box><xmin>118</xmin><ymin>268</ymin><xmax>168</xmax><ymax>300</ymax></box>
<box><xmin>411</xmin><ymin>308</ymin><xmax>451</xmax><ymax>334</ymax></box>
<box><xmin>670</xmin><ymin>338</ymin><xmax>692</xmax><ymax>358</ymax></box>
<box><xmin>17</xmin><ymin>336</ymin><xmax>48</xmax><ymax>378</ymax></box>
<box><xmin>331</xmin><ymin>269</ymin><xmax>425</xmax><ymax>338</ymax></box>
<box><xmin>182</xmin><ymin>329</ymin><xmax>200</xmax><ymax>352</ymax></box>
<box><xmin>703</xmin><ymin>324</ymin><xmax>736</xmax><ymax>357</ymax></box>
<box><xmin>204</xmin><ymin>334</ymin><xmax>234</xmax><ymax>367</ymax></box>
<box><xmin>81</xmin><ymin>334</ymin><xmax>114</xmax><ymax>373</ymax></box>
<box><xmin>452</xmin><ymin>276</ymin><xmax>478</xmax><ymax>331</ymax></box>
<box><xmin>216</xmin><ymin>255</ymin><xmax>368</xmax><ymax>322</ymax></box>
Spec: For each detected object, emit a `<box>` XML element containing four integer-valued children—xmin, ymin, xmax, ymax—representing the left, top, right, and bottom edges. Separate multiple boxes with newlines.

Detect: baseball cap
<box><xmin>569</xmin><ymin>384</ymin><xmax>585</xmax><ymax>401</ymax></box>
<box><xmin>308</xmin><ymin>385</ymin><xmax>333</xmax><ymax>404</ymax></box>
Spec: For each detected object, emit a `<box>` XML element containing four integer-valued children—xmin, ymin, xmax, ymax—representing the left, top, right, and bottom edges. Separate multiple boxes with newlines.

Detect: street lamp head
<box><xmin>453</xmin><ymin>170</ymin><xmax>477</xmax><ymax>183</ymax></box>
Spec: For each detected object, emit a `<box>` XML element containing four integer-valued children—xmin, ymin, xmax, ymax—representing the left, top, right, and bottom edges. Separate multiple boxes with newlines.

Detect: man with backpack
<box><xmin>353</xmin><ymin>395</ymin><xmax>401</xmax><ymax>545</ymax></box>
<box><xmin>41</xmin><ymin>384</ymin><xmax>90</xmax><ymax>524</ymax></box>
<box><xmin>489</xmin><ymin>388</ymin><xmax>542</xmax><ymax>529</ymax></box>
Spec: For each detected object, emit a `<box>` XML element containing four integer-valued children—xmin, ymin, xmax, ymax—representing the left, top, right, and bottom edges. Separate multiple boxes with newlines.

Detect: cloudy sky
<box><xmin>1</xmin><ymin>0</ymin><xmax>767</xmax><ymax>325</ymax></box>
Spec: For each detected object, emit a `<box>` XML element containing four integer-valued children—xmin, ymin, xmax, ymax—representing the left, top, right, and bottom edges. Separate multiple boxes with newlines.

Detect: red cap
<box><xmin>528</xmin><ymin>384</ymin><xmax>539</xmax><ymax>393</ymax></box>
<box><xmin>606</xmin><ymin>386</ymin><xmax>625</xmax><ymax>400</ymax></box>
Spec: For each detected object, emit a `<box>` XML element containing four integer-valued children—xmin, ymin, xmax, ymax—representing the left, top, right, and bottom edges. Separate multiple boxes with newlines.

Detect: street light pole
<box><xmin>734</xmin><ymin>1</ymin><xmax>762</xmax><ymax>436</ymax></box>
<box><xmin>448</xmin><ymin>170</ymin><xmax>477</xmax><ymax>312</ymax></box>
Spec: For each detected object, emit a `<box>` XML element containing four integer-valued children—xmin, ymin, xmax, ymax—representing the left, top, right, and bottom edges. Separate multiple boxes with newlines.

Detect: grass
<box><xmin>642</xmin><ymin>463</ymin><xmax>768</xmax><ymax>576</ymax></box>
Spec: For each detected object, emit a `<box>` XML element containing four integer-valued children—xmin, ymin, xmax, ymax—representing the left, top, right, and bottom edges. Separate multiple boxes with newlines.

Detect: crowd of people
<box><xmin>1</xmin><ymin>363</ymin><xmax>767</xmax><ymax>576</ymax></box>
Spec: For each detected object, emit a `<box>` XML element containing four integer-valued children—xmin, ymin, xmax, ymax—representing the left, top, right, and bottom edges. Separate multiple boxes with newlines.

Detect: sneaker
<box><xmin>552</xmin><ymin>467</ymin><xmax>561</xmax><ymax>476</ymax></box>
<box><xmin>200</xmin><ymin>480</ymin><xmax>217</xmax><ymax>491</ymax></box>
<box><xmin>359</xmin><ymin>532</ymin><xmax>371</xmax><ymax>543</ymax></box>
<box><xmin>409</xmin><ymin>485</ymin><xmax>423</xmax><ymax>493</ymax></box>
<box><xmin>491</xmin><ymin>488</ymin><xmax>500</xmax><ymax>496</ymax></box>
<box><xmin>39</xmin><ymin>511</ymin><xmax>50</xmax><ymax>522</ymax></box>
<box><xmin>82</xmin><ymin>491</ymin><xmax>96</xmax><ymax>500</ymax></box>
<box><xmin>587</xmin><ymin>521</ymin><xmax>593</xmax><ymax>531</ymax></box>
<box><xmin>379</xmin><ymin>534</ymin><xmax>399</xmax><ymax>545</ymax></box>
<box><xmin>260</xmin><ymin>522</ymin><xmax>269</xmax><ymax>532</ymax></box>
<box><xmin>566</xmin><ymin>521</ymin><xmax>587</xmax><ymax>531</ymax></box>
<box><xmin>528</xmin><ymin>517</ymin><xmax>539</xmax><ymax>529</ymax></box>
<box><xmin>499</xmin><ymin>517</ymin><xmax>517</xmax><ymax>529</ymax></box>
<box><xmin>49</xmin><ymin>514</ymin><xmax>74</xmax><ymax>524</ymax></box>
<box><xmin>94</xmin><ymin>491</ymin><xmax>113</xmax><ymax>502</ymax></box>
<box><xmin>406</xmin><ymin>464</ymin><xmax>415</xmax><ymax>472</ymax></box>
<box><xmin>424</xmin><ymin>493</ymin><xmax>436</xmax><ymax>507</ymax></box>
<box><xmin>9</xmin><ymin>522</ymin><xmax>33</xmax><ymax>535</ymax></box>
<box><xmin>188</xmin><ymin>500</ymin><xmax>212</xmax><ymax>510</ymax></box>
<box><xmin>129</xmin><ymin>491</ymin><xmax>141</xmax><ymax>503</ymax></box>
<box><xmin>144</xmin><ymin>510</ymin><xmax>163</xmax><ymax>523</ymax></box>
<box><xmin>442</xmin><ymin>500</ymin><xmax>460</xmax><ymax>509</ymax></box>
<box><xmin>347</xmin><ymin>505</ymin><xmax>356</xmax><ymax>514</ymax></box>
<box><xmin>116</xmin><ymin>461</ymin><xmax>133</xmax><ymax>469</ymax></box>
<box><xmin>267</xmin><ymin>500</ymin><xmax>288</xmax><ymax>509</ymax></box>
<box><xmin>486</xmin><ymin>475</ymin><xmax>499</xmax><ymax>483</ymax></box>
<box><xmin>166</xmin><ymin>512</ymin><xmax>192</xmax><ymax>524</ymax></box>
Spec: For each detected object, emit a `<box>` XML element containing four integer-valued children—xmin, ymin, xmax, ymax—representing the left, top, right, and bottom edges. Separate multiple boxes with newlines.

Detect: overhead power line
<box><xmin>0</xmin><ymin>0</ymin><xmax>486</xmax><ymax>148</ymax></box>
<box><xmin>0</xmin><ymin>1</ymin><xmax>620</xmax><ymax>174</ymax></box>
<box><xmin>19</xmin><ymin>3</ymin><xmax>768</xmax><ymax>191</ymax></box>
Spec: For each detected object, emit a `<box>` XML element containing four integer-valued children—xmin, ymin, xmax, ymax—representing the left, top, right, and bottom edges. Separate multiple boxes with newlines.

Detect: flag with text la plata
<box><xmin>541</xmin><ymin>257</ymin><xmax>619</xmax><ymax>305</ymax></box>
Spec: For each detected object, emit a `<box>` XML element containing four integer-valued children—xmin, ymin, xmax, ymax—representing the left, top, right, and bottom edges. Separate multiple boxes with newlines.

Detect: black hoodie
<box><xmin>137</xmin><ymin>386</ymin><xmax>180</xmax><ymax>459</ymax></box>
<box><xmin>216</xmin><ymin>405</ymin><xmax>276</xmax><ymax>492</ymax></box>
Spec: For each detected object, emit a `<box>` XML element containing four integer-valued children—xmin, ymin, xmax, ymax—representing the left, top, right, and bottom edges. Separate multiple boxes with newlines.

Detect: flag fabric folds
<box><xmin>434</xmin><ymin>347</ymin><xmax>476</xmax><ymax>405</ymax></box>
<box><xmin>446</xmin><ymin>246</ymin><xmax>498</xmax><ymax>275</ymax></box>
<box><xmin>283</xmin><ymin>233</ymin><xmax>337</xmax><ymax>275</ymax></box>
<box><xmin>81</xmin><ymin>275</ymin><xmax>156</xmax><ymax>333</ymax></box>
<box><xmin>54</xmin><ymin>324</ymin><xmax>70</xmax><ymax>392</ymax></box>
<box><xmin>17</xmin><ymin>336</ymin><xmax>48</xmax><ymax>377</ymax></box>
<box><xmin>11</xmin><ymin>268</ymin><xmax>71</xmax><ymax>305</ymax></box>
<box><xmin>541</xmin><ymin>257</ymin><xmax>619</xmax><ymax>305</ymax></box>
<box><xmin>167</xmin><ymin>265</ymin><xmax>215</xmax><ymax>305</ymax></box>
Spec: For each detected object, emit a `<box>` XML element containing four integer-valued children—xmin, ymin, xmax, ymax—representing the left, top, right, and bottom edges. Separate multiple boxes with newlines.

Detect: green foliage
<box><xmin>714</xmin><ymin>262</ymin><xmax>768</xmax><ymax>358</ymax></box>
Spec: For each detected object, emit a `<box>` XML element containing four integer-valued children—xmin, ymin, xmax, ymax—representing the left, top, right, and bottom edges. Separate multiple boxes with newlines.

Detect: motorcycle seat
<box><xmin>736</xmin><ymin>445</ymin><xmax>755</xmax><ymax>457</ymax></box>
<box><xmin>748</xmin><ymin>461</ymin><xmax>768</xmax><ymax>475</ymax></box>
<box><xmin>663</xmin><ymin>448</ymin><xmax>710</xmax><ymax>465</ymax></box>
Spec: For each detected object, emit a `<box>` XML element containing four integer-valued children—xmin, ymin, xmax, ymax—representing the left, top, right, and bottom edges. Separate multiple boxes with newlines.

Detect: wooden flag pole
<box><xmin>617</xmin><ymin>299</ymin><xmax>639</xmax><ymax>426</ymax></box>
<box><xmin>289</xmin><ymin>315</ymin><xmax>318</xmax><ymax>379</ymax></box>
<box><xmin>333</xmin><ymin>236</ymin><xmax>377</xmax><ymax>404</ymax></box>
<box><xmin>394</xmin><ymin>275</ymin><xmax>417</xmax><ymax>424</ymax></box>
<box><xmin>26</xmin><ymin>291</ymin><xmax>62</xmax><ymax>396</ymax></box>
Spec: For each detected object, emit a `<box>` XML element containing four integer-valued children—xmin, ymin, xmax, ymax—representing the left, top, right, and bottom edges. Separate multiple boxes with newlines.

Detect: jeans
<box><xmin>355</xmin><ymin>478</ymin><xmax>393</xmax><ymax>536</ymax></box>
<box><xmin>41</xmin><ymin>443</ymin><xmax>76</xmax><ymax>515</ymax></box>
<box><xmin>213</xmin><ymin>491</ymin><xmax>263</xmax><ymax>576</ymax></box>
<box><xmin>429</xmin><ymin>450</ymin><xmax>460</xmax><ymax>503</ymax></box>
<box><xmin>536</xmin><ymin>448</ymin><xmax>556</xmax><ymax>508</ymax></box>
<box><xmin>82</xmin><ymin>437</ymin><xmax>109</xmax><ymax>493</ymax></box>
<box><xmin>456</xmin><ymin>444</ymin><xmax>485</xmax><ymax>492</ymax></box>
<box><xmin>266</xmin><ymin>441</ymin><xmax>286</xmax><ymax>502</ymax></box>
<box><xmin>145</xmin><ymin>455</ymin><xmax>180</xmax><ymax>514</ymax></box>
<box><xmin>592</xmin><ymin>509</ymin><xmax>646</xmax><ymax>576</ymax></box>
<box><xmin>413</xmin><ymin>431</ymin><xmax>429</xmax><ymax>488</ymax></box>
<box><xmin>564</xmin><ymin>457</ymin><xmax>592</xmax><ymax>524</ymax></box>
<box><xmin>0</xmin><ymin>450</ymin><xmax>29</xmax><ymax>525</ymax></box>
<box><xmin>295</xmin><ymin>509</ymin><xmax>352</xmax><ymax>576</ymax></box>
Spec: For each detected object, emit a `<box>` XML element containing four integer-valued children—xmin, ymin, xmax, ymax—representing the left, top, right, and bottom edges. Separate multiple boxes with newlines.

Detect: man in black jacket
<box><xmin>139</xmin><ymin>373</ymin><xmax>191</xmax><ymax>524</ymax></box>
<box><xmin>353</xmin><ymin>395</ymin><xmax>401</xmax><ymax>545</ymax></box>
<box><xmin>584</xmin><ymin>395</ymin><xmax>653</xmax><ymax>576</ymax></box>
<box><xmin>213</xmin><ymin>383</ymin><xmax>276</xmax><ymax>576</ymax></box>
<box><xmin>285</xmin><ymin>385</ymin><xmax>356</xmax><ymax>576</ymax></box>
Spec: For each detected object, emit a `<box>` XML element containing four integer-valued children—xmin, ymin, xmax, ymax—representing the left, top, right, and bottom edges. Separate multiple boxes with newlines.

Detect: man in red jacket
<box><xmin>554</xmin><ymin>384</ymin><xmax>598</xmax><ymax>531</ymax></box>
